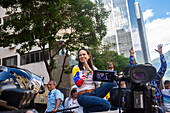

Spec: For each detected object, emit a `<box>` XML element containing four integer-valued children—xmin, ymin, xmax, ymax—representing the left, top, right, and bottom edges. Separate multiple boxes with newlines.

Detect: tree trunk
<box><xmin>56</xmin><ymin>41</ymin><xmax>69</xmax><ymax>88</ymax></box>
<box><xmin>42</xmin><ymin>44</ymin><xmax>53</xmax><ymax>80</ymax></box>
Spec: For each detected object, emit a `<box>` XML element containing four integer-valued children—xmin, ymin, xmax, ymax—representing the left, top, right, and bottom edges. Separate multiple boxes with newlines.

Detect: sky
<box><xmin>135</xmin><ymin>0</ymin><xmax>170</xmax><ymax>61</ymax></box>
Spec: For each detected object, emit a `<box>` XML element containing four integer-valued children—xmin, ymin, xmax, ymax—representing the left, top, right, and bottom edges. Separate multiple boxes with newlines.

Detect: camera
<box><xmin>93</xmin><ymin>70</ymin><xmax>116</xmax><ymax>82</ymax></box>
<box><xmin>93</xmin><ymin>64</ymin><xmax>163</xmax><ymax>113</ymax></box>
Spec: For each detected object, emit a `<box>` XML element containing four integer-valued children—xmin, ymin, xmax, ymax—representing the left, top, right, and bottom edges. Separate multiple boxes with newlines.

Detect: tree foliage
<box><xmin>90</xmin><ymin>45</ymin><xmax>130</xmax><ymax>74</ymax></box>
<box><xmin>0</xmin><ymin>0</ymin><xmax>109</xmax><ymax>86</ymax></box>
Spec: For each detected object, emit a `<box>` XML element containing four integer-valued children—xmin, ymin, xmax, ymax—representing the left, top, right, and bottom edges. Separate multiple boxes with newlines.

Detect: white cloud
<box><xmin>166</xmin><ymin>12</ymin><xmax>170</xmax><ymax>15</ymax></box>
<box><xmin>142</xmin><ymin>9</ymin><xmax>154</xmax><ymax>22</ymax></box>
<box><xmin>145</xmin><ymin>17</ymin><xmax>170</xmax><ymax>60</ymax></box>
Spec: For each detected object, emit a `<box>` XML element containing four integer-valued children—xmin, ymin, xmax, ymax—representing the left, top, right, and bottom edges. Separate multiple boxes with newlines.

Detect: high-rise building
<box><xmin>134</xmin><ymin>2</ymin><xmax>151</xmax><ymax>63</ymax></box>
<box><xmin>102</xmin><ymin>0</ymin><xmax>147</xmax><ymax>64</ymax></box>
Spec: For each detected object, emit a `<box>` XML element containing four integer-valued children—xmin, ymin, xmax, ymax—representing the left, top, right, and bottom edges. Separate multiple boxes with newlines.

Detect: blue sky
<box><xmin>135</xmin><ymin>0</ymin><xmax>170</xmax><ymax>60</ymax></box>
<box><xmin>136</xmin><ymin>0</ymin><xmax>170</xmax><ymax>21</ymax></box>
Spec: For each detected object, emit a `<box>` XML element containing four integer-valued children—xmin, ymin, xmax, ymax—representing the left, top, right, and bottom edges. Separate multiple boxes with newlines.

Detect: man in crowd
<box><xmin>46</xmin><ymin>80</ymin><xmax>64</xmax><ymax>113</ymax></box>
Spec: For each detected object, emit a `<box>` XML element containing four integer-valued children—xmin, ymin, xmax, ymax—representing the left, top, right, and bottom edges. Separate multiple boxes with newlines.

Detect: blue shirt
<box><xmin>152</xmin><ymin>54</ymin><xmax>167</xmax><ymax>100</ymax></box>
<box><xmin>47</xmin><ymin>89</ymin><xmax>64</xmax><ymax>112</ymax></box>
<box><xmin>129</xmin><ymin>55</ymin><xmax>135</xmax><ymax>66</ymax></box>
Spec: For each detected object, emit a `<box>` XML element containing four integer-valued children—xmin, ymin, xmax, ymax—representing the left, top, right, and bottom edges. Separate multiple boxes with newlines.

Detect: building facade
<box><xmin>134</xmin><ymin>2</ymin><xmax>151</xmax><ymax>63</ymax></box>
<box><xmin>102</xmin><ymin>0</ymin><xmax>149</xmax><ymax>64</ymax></box>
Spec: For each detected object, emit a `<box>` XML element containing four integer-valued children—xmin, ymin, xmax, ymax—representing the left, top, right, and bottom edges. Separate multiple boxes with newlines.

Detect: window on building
<box><xmin>26</xmin><ymin>54</ymin><xmax>30</xmax><ymax>64</ymax></box>
<box><xmin>20</xmin><ymin>55</ymin><xmax>25</xmax><ymax>65</ymax></box>
<box><xmin>35</xmin><ymin>52</ymin><xmax>40</xmax><ymax>62</ymax></box>
<box><xmin>2</xmin><ymin>55</ymin><xmax>17</xmax><ymax>66</ymax></box>
<box><xmin>20</xmin><ymin>49</ymin><xmax>49</xmax><ymax>65</ymax></box>
<box><xmin>31</xmin><ymin>53</ymin><xmax>35</xmax><ymax>63</ymax></box>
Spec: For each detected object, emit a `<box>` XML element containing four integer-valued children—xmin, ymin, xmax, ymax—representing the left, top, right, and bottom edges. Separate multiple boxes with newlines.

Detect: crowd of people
<box><xmin>44</xmin><ymin>44</ymin><xmax>169</xmax><ymax>113</ymax></box>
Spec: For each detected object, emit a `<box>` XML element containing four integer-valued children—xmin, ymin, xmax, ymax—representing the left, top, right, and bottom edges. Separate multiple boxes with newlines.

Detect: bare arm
<box><xmin>52</xmin><ymin>98</ymin><xmax>61</xmax><ymax>113</ymax></box>
<box><xmin>129</xmin><ymin>47</ymin><xmax>135</xmax><ymax>56</ymax></box>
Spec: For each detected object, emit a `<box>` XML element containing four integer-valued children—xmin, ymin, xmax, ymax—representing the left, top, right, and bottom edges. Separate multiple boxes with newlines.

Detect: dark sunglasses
<box><xmin>72</xmin><ymin>90</ymin><xmax>77</xmax><ymax>93</ymax></box>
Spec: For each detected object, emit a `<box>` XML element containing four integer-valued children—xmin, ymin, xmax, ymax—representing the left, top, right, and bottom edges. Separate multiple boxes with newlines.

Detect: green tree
<box><xmin>90</xmin><ymin>45</ymin><xmax>130</xmax><ymax>74</ymax></box>
<box><xmin>0</xmin><ymin>0</ymin><xmax>109</xmax><ymax>86</ymax></box>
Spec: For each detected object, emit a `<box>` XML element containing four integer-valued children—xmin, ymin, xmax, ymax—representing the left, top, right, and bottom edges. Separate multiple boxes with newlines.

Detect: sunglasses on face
<box><xmin>72</xmin><ymin>90</ymin><xmax>77</xmax><ymax>93</ymax></box>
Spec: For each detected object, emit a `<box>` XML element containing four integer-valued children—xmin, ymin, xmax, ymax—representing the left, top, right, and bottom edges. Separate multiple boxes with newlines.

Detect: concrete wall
<box><xmin>52</xmin><ymin>56</ymin><xmax>73</xmax><ymax>88</ymax></box>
